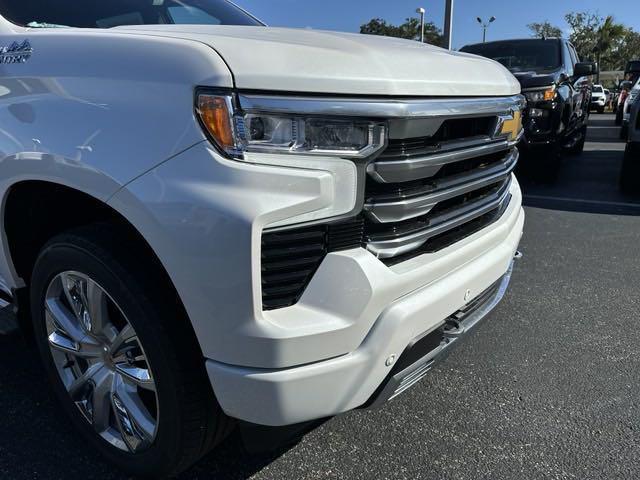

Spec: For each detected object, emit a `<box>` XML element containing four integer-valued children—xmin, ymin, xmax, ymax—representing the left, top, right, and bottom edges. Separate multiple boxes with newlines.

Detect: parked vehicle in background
<box><xmin>620</xmin><ymin>80</ymin><xmax>640</xmax><ymax>192</ymax></box>
<box><xmin>604</xmin><ymin>88</ymin><xmax>612</xmax><ymax>109</ymax></box>
<box><xmin>616</xmin><ymin>81</ymin><xmax>633</xmax><ymax>126</ymax></box>
<box><xmin>0</xmin><ymin>0</ymin><xmax>526</xmax><ymax>477</ymax></box>
<box><xmin>621</xmin><ymin>79</ymin><xmax>640</xmax><ymax>140</ymax></box>
<box><xmin>625</xmin><ymin>60</ymin><xmax>640</xmax><ymax>85</ymax></box>
<box><xmin>460</xmin><ymin>38</ymin><xmax>595</xmax><ymax>172</ymax></box>
<box><xmin>590</xmin><ymin>85</ymin><xmax>607</xmax><ymax>113</ymax></box>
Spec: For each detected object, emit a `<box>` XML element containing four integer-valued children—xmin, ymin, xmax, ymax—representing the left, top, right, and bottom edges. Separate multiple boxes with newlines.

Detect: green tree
<box><xmin>594</xmin><ymin>16</ymin><xmax>626</xmax><ymax>76</ymax></box>
<box><xmin>609</xmin><ymin>29</ymin><xmax>640</xmax><ymax>71</ymax></box>
<box><xmin>565</xmin><ymin>11</ymin><xmax>602</xmax><ymax>62</ymax></box>
<box><xmin>527</xmin><ymin>21</ymin><xmax>563</xmax><ymax>39</ymax></box>
<box><xmin>360</xmin><ymin>17</ymin><xmax>443</xmax><ymax>46</ymax></box>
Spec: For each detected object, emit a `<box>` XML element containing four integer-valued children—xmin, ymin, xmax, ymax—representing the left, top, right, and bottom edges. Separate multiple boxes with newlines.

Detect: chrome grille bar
<box><xmin>368</xmin><ymin>140</ymin><xmax>510</xmax><ymax>184</ymax></box>
<box><xmin>365</xmin><ymin>148</ymin><xmax>518</xmax><ymax>223</ymax></box>
<box><xmin>367</xmin><ymin>177</ymin><xmax>512</xmax><ymax>259</ymax></box>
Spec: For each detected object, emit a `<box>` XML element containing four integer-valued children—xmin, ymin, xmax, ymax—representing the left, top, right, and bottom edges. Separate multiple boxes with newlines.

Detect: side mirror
<box><xmin>574</xmin><ymin>62</ymin><xmax>597</xmax><ymax>77</ymax></box>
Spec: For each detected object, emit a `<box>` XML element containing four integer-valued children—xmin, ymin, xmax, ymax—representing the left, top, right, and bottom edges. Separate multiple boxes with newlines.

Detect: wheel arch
<box><xmin>1</xmin><ymin>180</ymin><xmax>196</xmax><ymax>347</ymax></box>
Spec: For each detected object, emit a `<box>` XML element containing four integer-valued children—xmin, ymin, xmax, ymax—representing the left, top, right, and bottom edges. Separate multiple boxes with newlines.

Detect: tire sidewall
<box><xmin>30</xmin><ymin>238</ymin><xmax>190</xmax><ymax>477</ymax></box>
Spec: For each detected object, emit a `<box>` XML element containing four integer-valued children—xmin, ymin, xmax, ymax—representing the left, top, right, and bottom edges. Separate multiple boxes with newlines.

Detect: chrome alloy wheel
<box><xmin>44</xmin><ymin>271</ymin><xmax>158</xmax><ymax>453</ymax></box>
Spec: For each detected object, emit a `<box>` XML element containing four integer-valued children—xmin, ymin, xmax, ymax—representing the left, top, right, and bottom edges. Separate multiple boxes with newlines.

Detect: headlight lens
<box><xmin>524</xmin><ymin>87</ymin><xmax>556</xmax><ymax>103</ymax></box>
<box><xmin>197</xmin><ymin>93</ymin><xmax>386</xmax><ymax>159</ymax></box>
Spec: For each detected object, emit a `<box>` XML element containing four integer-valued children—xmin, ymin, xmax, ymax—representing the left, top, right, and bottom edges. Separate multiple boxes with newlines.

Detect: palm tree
<box><xmin>594</xmin><ymin>16</ymin><xmax>625</xmax><ymax>83</ymax></box>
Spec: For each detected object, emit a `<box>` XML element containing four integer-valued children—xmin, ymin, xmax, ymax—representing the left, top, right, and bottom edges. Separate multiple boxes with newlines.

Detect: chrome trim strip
<box><xmin>367</xmin><ymin>178</ymin><xmax>512</xmax><ymax>259</ymax></box>
<box><xmin>238</xmin><ymin>94</ymin><xmax>526</xmax><ymax>119</ymax></box>
<box><xmin>365</xmin><ymin>149</ymin><xmax>518</xmax><ymax>223</ymax></box>
<box><xmin>368</xmin><ymin>139</ymin><xmax>510</xmax><ymax>184</ymax></box>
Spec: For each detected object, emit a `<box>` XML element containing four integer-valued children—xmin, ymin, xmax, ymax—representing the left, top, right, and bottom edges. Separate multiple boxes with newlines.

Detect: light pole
<box><xmin>416</xmin><ymin>7</ymin><xmax>425</xmax><ymax>43</ymax></box>
<box><xmin>443</xmin><ymin>0</ymin><xmax>454</xmax><ymax>50</ymax></box>
<box><xmin>476</xmin><ymin>16</ymin><xmax>496</xmax><ymax>43</ymax></box>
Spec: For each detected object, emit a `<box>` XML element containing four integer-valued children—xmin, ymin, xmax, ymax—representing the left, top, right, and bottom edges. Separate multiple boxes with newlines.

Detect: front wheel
<box><xmin>620</xmin><ymin>124</ymin><xmax>629</xmax><ymax>141</ymax></box>
<box><xmin>30</xmin><ymin>225</ymin><xmax>232</xmax><ymax>478</ymax></box>
<box><xmin>565</xmin><ymin>125</ymin><xmax>587</xmax><ymax>156</ymax></box>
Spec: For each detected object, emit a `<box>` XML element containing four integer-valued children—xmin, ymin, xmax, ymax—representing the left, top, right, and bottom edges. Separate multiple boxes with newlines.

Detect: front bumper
<box><xmin>207</xmin><ymin>186</ymin><xmax>524</xmax><ymax>426</ymax></box>
<box><xmin>112</xmin><ymin>135</ymin><xmax>524</xmax><ymax>427</ymax></box>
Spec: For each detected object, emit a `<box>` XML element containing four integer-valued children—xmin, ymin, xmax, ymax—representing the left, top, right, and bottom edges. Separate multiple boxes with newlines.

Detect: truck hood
<box><xmin>116</xmin><ymin>25</ymin><xmax>520</xmax><ymax>97</ymax></box>
<box><xmin>511</xmin><ymin>70</ymin><xmax>561</xmax><ymax>89</ymax></box>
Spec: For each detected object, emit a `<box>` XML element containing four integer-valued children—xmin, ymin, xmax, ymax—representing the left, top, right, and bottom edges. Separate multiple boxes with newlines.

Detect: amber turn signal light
<box><xmin>197</xmin><ymin>94</ymin><xmax>235</xmax><ymax>149</ymax></box>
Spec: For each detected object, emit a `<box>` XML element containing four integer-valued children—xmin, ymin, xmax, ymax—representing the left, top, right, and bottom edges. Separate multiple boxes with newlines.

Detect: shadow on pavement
<box><xmin>517</xmin><ymin>115</ymin><xmax>640</xmax><ymax>216</ymax></box>
<box><xmin>0</xmin><ymin>322</ymin><xmax>288</xmax><ymax>480</ymax></box>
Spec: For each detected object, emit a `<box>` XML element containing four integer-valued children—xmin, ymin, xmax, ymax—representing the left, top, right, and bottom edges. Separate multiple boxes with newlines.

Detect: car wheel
<box><xmin>615</xmin><ymin>110</ymin><xmax>623</xmax><ymax>126</ymax></box>
<box><xmin>620</xmin><ymin>124</ymin><xmax>629</xmax><ymax>141</ymax></box>
<box><xmin>30</xmin><ymin>224</ymin><xmax>233</xmax><ymax>478</ymax></box>
<box><xmin>566</xmin><ymin>125</ymin><xmax>587</xmax><ymax>156</ymax></box>
<box><xmin>620</xmin><ymin>142</ymin><xmax>640</xmax><ymax>193</ymax></box>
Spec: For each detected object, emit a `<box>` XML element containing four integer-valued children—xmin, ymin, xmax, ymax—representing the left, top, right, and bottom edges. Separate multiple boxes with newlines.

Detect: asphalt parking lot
<box><xmin>1</xmin><ymin>114</ymin><xmax>639</xmax><ymax>480</ymax></box>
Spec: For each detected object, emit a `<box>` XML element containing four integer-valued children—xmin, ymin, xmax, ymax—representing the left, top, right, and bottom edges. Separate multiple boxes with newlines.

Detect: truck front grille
<box><xmin>260</xmin><ymin>96</ymin><xmax>522</xmax><ymax>310</ymax></box>
<box><xmin>363</xmin><ymin>137</ymin><xmax>517</xmax><ymax>261</ymax></box>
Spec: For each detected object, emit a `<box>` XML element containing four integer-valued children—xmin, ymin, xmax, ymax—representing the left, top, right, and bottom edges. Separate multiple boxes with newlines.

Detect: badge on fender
<box><xmin>0</xmin><ymin>40</ymin><xmax>33</xmax><ymax>64</ymax></box>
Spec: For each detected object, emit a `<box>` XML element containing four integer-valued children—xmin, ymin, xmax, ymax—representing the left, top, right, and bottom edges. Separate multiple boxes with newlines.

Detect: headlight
<box><xmin>523</xmin><ymin>87</ymin><xmax>556</xmax><ymax>103</ymax></box>
<box><xmin>196</xmin><ymin>93</ymin><xmax>386</xmax><ymax>159</ymax></box>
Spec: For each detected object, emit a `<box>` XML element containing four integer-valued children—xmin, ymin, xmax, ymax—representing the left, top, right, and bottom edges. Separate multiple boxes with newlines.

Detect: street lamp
<box><xmin>476</xmin><ymin>16</ymin><xmax>496</xmax><ymax>43</ymax></box>
<box><xmin>443</xmin><ymin>0</ymin><xmax>454</xmax><ymax>50</ymax></box>
<box><xmin>416</xmin><ymin>7</ymin><xmax>425</xmax><ymax>43</ymax></box>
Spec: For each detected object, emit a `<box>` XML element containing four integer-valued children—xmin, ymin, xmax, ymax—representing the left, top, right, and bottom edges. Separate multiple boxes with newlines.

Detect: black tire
<box><xmin>620</xmin><ymin>143</ymin><xmax>640</xmax><ymax>194</ymax></box>
<box><xmin>620</xmin><ymin>124</ymin><xmax>629</xmax><ymax>141</ymax></box>
<box><xmin>30</xmin><ymin>224</ymin><xmax>232</xmax><ymax>478</ymax></box>
<box><xmin>566</xmin><ymin>125</ymin><xmax>587</xmax><ymax>156</ymax></box>
<box><xmin>615</xmin><ymin>109</ymin><xmax>623</xmax><ymax>126</ymax></box>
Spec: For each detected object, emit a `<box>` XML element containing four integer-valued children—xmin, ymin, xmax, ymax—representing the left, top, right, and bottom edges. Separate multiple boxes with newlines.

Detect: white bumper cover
<box><xmin>207</xmin><ymin>183</ymin><xmax>524</xmax><ymax>426</ymax></box>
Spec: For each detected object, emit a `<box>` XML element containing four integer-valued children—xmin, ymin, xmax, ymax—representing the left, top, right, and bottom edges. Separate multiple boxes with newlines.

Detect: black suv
<box><xmin>461</xmin><ymin>38</ymin><xmax>596</xmax><ymax>167</ymax></box>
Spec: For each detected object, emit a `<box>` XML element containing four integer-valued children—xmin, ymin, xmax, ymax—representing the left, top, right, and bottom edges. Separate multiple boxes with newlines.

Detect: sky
<box><xmin>234</xmin><ymin>0</ymin><xmax>640</xmax><ymax>49</ymax></box>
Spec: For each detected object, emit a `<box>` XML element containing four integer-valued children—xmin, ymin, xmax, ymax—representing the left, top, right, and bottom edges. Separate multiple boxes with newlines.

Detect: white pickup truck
<box><xmin>0</xmin><ymin>1</ymin><xmax>525</xmax><ymax>476</ymax></box>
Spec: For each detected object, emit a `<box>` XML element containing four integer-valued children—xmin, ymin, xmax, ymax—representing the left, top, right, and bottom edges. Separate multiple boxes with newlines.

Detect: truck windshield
<box><xmin>0</xmin><ymin>0</ymin><xmax>263</xmax><ymax>28</ymax></box>
<box><xmin>461</xmin><ymin>40</ymin><xmax>561</xmax><ymax>73</ymax></box>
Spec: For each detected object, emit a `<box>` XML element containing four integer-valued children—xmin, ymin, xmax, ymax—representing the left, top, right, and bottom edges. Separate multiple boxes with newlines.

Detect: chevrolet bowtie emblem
<box><xmin>0</xmin><ymin>40</ymin><xmax>33</xmax><ymax>64</ymax></box>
